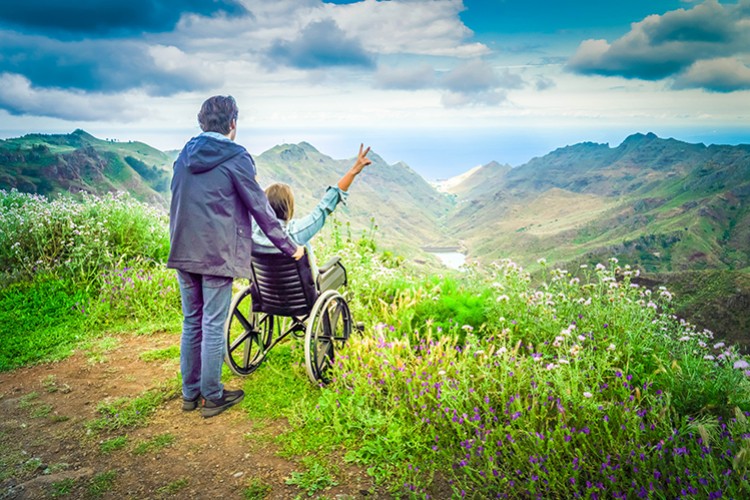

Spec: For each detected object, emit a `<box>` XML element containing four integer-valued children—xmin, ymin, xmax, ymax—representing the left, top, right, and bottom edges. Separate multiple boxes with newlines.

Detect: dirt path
<box><xmin>0</xmin><ymin>332</ymin><xmax>377</xmax><ymax>499</ymax></box>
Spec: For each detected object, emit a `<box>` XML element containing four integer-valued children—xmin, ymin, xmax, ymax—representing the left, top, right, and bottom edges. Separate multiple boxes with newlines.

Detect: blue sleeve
<box><xmin>287</xmin><ymin>187</ymin><xmax>348</xmax><ymax>246</ymax></box>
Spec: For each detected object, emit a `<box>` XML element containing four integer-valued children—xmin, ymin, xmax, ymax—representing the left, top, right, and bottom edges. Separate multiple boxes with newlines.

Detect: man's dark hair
<box><xmin>198</xmin><ymin>95</ymin><xmax>239</xmax><ymax>134</ymax></box>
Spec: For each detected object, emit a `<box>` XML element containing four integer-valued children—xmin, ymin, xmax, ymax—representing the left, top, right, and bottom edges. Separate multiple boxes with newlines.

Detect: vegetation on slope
<box><xmin>255</xmin><ymin>143</ymin><xmax>454</xmax><ymax>253</ymax></box>
<box><xmin>447</xmin><ymin>132</ymin><xmax>750</xmax><ymax>274</ymax></box>
<box><xmin>2</xmin><ymin>190</ymin><xmax>750</xmax><ymax>498</ymax></box>
<box><xmin>0</xmin><ymin>129</ymin><xmax>173</xmax><ymax>206</ymax></box>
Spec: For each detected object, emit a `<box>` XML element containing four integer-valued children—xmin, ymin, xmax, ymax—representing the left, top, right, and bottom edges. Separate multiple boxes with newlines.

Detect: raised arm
<box><xmin>337</xmin><ymin>144</ymin><xmax>372</xmax><ymax>192</ymax></box>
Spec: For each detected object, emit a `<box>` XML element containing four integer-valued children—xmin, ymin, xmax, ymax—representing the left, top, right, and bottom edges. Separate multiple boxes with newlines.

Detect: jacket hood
<box><xmin>184</xmin><ymin>135</ymin><xmax>245</xmax><ymax>173</ymax></box>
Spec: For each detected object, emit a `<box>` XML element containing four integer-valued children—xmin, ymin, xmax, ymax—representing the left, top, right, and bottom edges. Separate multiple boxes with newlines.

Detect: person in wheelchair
<box><xmin>224</xmin><ymin>145</ymin><xmax>371</xmax><ymax>384</ymax></box>
<box><xmin>251</xmin><ymin>143</ymin><xmax>372</xmax><ymax>290</ymax></box>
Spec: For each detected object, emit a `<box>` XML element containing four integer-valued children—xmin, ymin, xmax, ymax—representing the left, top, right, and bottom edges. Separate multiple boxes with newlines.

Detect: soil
<box><xmin>0</xmin><ymin>332</ymin><xmax>380</xmax><ymax>499</ymax></box>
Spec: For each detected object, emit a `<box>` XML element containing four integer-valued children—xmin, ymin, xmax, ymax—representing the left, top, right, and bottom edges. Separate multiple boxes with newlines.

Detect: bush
<box><xmin>0</xmin><ymin>189</ymin><xmax>178</xmax><ymax>370</ymax></box>
<box><xmin>0</xmin><ymin>189</ymin><xmax>168</xmax><ymax>288</ymax></box>
<box><xmin>291</xmin><ymin>254</ymin><xmax>750</xmax><ymax>498</ymax></box>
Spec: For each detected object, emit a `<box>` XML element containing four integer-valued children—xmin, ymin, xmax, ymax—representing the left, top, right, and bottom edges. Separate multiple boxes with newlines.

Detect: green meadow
<box><xmin>2</xmin><ymin>188</ymin><xmax>750</xmax><ymax>498</ymax></box>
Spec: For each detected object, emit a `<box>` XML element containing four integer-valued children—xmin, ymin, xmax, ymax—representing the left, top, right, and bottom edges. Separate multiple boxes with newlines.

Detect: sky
<box><xmin>0</xmin><ymin>0</ymin><xmax>749</xmax><ymax>180</ymax></box>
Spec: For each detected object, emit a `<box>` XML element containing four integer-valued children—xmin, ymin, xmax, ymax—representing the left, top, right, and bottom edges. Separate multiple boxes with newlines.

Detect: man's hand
<box><xmin>292</xmin><ymin>245</ymin><xmax>305</xmax><ymax>260</ymax></box>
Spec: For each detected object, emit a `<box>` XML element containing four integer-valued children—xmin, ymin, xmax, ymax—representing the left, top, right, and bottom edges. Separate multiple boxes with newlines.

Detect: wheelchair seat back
<box><xmin>250</xmin><ymin>251</ymin><xmax>318</xmax><ymax>317</ymax></box>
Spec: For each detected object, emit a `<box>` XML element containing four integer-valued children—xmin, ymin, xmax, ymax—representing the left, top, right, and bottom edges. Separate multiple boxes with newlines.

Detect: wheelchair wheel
<box><xmin>304</xmin><ymin>290</ymin><xmax>352</xmax><ymax>384</ymax></box>
<box><xmin>224</xmin><ymin>285</ymin><xmax>274</xmax><ymax>376</ymax></box>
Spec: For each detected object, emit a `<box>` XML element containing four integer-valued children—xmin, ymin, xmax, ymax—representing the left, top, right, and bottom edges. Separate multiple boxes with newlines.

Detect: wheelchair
<box><xmin>223</xmin><ymin>250</ymin><xmax>351</xmax><ymax>385</ymax></box>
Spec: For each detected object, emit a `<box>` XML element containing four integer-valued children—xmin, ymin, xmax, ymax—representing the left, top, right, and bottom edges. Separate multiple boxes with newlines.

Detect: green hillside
<box><xmin>2</xmin><ymin>190</ymin><xmax>750</xmax><ymax>498</ymax></box>
<box><xmin>443</xmin><ymin>133</ymin><xmax>750</xmax><ymax>351</ymax></box>
<box><xmin>254</xmin><ymin>142</ymin><xmax>454</xmax><ymax>253</ymax></box>
<box><xmin>0</xmin><ymin>131</ymin><xmax>454</xmax><ymax>255</ymax></box>
<box><xmin>448</xmin><ymin>132</ymin><xmax>750</xmax><ymax>273</ymax></box>
<box><xmin>0</xmin><ymin>129</ymin><xmax>173</xmax><ymax>206</ymax></box>
<box><xmin>2</xmin><ymin>129</ymin><xmax>748</xmax><ymax>347</ymax></box>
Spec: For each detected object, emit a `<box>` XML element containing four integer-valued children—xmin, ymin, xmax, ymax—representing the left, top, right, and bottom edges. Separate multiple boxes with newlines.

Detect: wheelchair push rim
<box><xmin>304</xmin><ymin>289</ymin><xmax>352</xmax><ymax>384</ymax></box>
<box><xmin>224</xmin><ymin>285</ymin><xmax>274</xmax><ymax>376</ymax></box>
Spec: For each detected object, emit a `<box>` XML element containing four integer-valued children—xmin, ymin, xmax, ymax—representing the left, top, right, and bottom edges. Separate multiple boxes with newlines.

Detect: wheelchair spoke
<box><xmin>233</xmin><ymin>309</ymin><xmax>254</xmax><ymax>333</ymax></box>
<box><xmin>316</xmin><ymin>345</ymin><xmax>333</xmax><ymax>370</ymax></box>
<box><xmin>242</xmin><ymin>334</ymin><xmax>257</xmax><ymax>368</ymax></box>
<box><xmin>229</xmin><ymin>329</ymin><xmax>254</xmax><ymax>353</ymax></box>
<box><xmin>304</xmin><ymin>291</ymin><xmax>352</xmax><ymax>384</ymax></box>
<box><xmin>224</xmin><ymin>287</ymin><xmax>272</xmax><ymax>376</ymax></box>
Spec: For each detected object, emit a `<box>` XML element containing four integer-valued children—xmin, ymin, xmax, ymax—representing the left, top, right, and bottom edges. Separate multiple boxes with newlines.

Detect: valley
<box><xmin>1</xmin><ymin>129</ymin><xmax>748</xmax><ymax>349</ymax></box>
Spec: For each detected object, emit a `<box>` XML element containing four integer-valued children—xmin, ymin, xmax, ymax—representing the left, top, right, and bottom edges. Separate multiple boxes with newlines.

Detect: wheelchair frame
<box><xmin>223</xmin><ymin>251</ymin><xmax>351</xmax><ymax>385</ymax></box>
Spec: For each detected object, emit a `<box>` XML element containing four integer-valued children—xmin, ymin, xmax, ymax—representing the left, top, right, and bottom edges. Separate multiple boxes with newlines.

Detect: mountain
<box><xmin>2</xmin><ymin>129</ymin><xmax>748</xmax><ymax>347</ymax></box>
<box><xmin>254</xmin><ymin>142</ymin><xmax>453</xmax><ymax>251</ymax></box>
<box><xmin>4</xmin><ymin>129</ymin><xmax>748</xmax><ymax>270</ymax></box>
<box><xmin>0</xmin><ymin>131</ymin><xmax>454</xmax><ymax>253</ymax></box>
<box><xmin>0</xmin><ymin>129</ymin><xmax>173</xmax><ymax>206</ymax></box>
<box><xmin>447</xmin><ymin>132</ymin><xmax>750</xmax><ymax>273</ymax></box>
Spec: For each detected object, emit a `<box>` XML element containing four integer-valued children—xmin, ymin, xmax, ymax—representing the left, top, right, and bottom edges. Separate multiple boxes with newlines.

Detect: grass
<box><xmin>50</xmin><ymin>478</ymin><xmax>75</xmax><ymax>497</ymax></box>
<box><xmin>285</xmin><ymin>457</ymin><xmax>339</xmax><ymax>497</ymax></box>
<box><xmin>132</xmin><ymin>433</ymin><xmax>175</xmax><ymax>455</ymax></box>
<box><xmin>156</xmin><ymin>478</ymin><xmax>189</xmax><ymax>495</ymax></box>
<box><xmin>0</xmin><ymin>278</ymin><xmax>88</xmax><ymax>371</ymax></box>
<box><xmin>31</xmin><ymin>404</ymin><xmax>53</xmax><ymax>418</ymax></box>
<box><xmin>42</xmin><ymin>374</ymin><xmax>59</xmax><ymax>393</ymax></box>
<box><xmin>86</xmin><ymin>377</ymin><xmax>180</xmax><ymax>433</ymax></box>
<box><xmin>100</xmin><ymin>436</ymin><xmax>129</xmax><ymax>454</ymax></box>
<box><xmin>17</xmin><ymin>391</ymin><xmax>39</xmax><ymax>409</ymax></box>
<box><xmin>81</xmin><ymin>336</ymin><xmax>121</xmax><ymax>365</ymax></box>
<box><xmin>239</xmin><ymin>344</ymin><xmax>317</xmax><ymax>421</ymax></box>
<box><xmin>0</xmin><ymin>449</ymin><xmax>25</xmax><ymax>482</ymax></box>
<box><xmin>244</xmin><ymin>477</ymin><xmax>272</xmax><ymax>499</ymax></box>
<box><xmin>0</xmin><ymin>190</ymin><xmax>179</xmax><ymax>372</ymax></box>
<box><xmin>3</xmin><ymin>189</ymin><xmax>750</xmax><ymax>498</ymax></box>
<box><xmin>88</xmin><ymin>470</ymin><xmax>117</xmax><ymax>497</ymax></box>
<box><xmin>140</xmin><ymin>345</ymin><xmax>180</xmax><ymax>362</ymax></box>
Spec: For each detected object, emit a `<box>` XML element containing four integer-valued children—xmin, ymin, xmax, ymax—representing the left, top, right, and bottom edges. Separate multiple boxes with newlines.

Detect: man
<box><xmin>168</xmin><ymin>95</ymin><xmax>304</xmax><ymax>418</ymax></box>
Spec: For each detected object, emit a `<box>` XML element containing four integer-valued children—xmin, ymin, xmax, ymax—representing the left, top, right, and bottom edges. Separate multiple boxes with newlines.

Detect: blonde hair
<box><xmin>265</xmin><ymin>183</ymin><xmax>294</xmax><ymax>221</ymax></box>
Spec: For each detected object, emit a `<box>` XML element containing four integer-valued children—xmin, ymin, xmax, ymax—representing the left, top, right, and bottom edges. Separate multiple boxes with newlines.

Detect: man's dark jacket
<box><xmin>167</xmin><ymin>134</ymin><xmax>297</xmax><ymax>278</ymax></box>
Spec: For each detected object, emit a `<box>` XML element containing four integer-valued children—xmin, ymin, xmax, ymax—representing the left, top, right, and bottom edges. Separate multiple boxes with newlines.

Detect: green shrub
<box><xmin>291</xmin><ymin>256</ymin><xmax>750</xmax><ymax>498</ymax></box>
<box><xmin>1</xmin><ymin>189</ymin><xmax>168</xmax><ymax>288</ymax></box>
<box><xmin>0</xmin><ymin>190</ymin><xmax>178</xmax><ymax>370</ymax></box>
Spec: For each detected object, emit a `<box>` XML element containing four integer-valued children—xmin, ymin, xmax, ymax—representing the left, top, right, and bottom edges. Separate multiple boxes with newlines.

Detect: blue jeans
<box><xmin>176</xmin><ymin>270</ymin><xmax>233</xmax><ymax>401</ymax></box>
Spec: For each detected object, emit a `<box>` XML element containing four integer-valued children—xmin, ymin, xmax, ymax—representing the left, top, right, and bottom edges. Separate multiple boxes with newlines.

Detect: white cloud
<box><xmin>534</xmin><ymin>75</ymin><xmax>556</xmax><ymax>91</ymax></box>
<box><xmin>0</xmin><ymin>73</ymin><xmax>144</xmax><ymax>121</ymax></box>
<box><xmin>145</xmin><ymin>44</ymin><xmax>224</xmax><ymax>94</ymax></box>
<box><xmin>437</xmin><ymin>60</ymin><xmax>523</xmax><ymax>106</ymax></box>
<box><xmin>374</xmin><ymin>64</ymin><xmax>436</xmax><ymax>89</ymax></box>
<box><xmin>567</xmin><ymin>0</ymin><xmax>750</xmax><ymax>91</ymax></box>
<box><xmin>441</xmin><ymin>89</ymin><xmax>507</xmax><ymax>107</ymax></box>
<box><xmin>673</xmin><ymin>57</ymin><xmax>750</xmax><ymax>92</ymax></box>
<box><xmin>266</xmin><ymin>18</ymin><xmax>374</xmax><ymax>69</ymax></box>
<box><xmin>324</xmin><ymin>0</ymin><xmax>489</xmax><ymax>58</ymax></box>
<box><xmin>178</xmin><ymin>0</ymin><xmax>488</xmax><ymax>59</ymax></box>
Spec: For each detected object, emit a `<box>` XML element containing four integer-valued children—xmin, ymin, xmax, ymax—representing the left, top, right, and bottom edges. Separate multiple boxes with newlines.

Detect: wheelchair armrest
<box><xmin>316</xmin><ymin>256</ymin><xmax>347</xmax><ymax>292</ymax></box>
<box><xmin>318</xmin><ymin>255</ymin><xmax>342</xmax><ymax>275</ymax></box>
